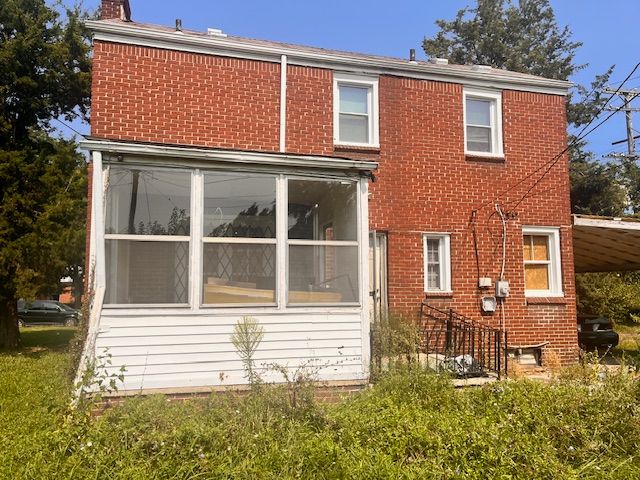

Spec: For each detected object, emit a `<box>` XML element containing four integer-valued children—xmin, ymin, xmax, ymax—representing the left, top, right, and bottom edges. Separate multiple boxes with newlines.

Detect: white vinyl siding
<box><xmin>96</xmin><ymin>310</ymin><xmax>366</xmax><ymax>391</ymax></box>
<box><xmin>463</xmin><ymin>88</ymin><xmax>503</xmax><ymax>157</ymax></box>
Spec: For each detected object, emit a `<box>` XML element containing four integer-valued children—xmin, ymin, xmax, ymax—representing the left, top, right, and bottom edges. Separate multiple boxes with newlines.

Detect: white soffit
<box><xmin>86</xmin><ymin>20</ymin><xmax>571</xmax><ymax>97</ymax></box>
<box><xmin>573</xmin><ymin>214</ymin><xmax>640</xmax><ymax>273</ymax></box>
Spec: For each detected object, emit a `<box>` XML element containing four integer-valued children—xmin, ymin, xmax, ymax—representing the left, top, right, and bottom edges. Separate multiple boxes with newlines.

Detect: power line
<box><xmin>52</xmin><ymin>117</ymin><xmax>86</xmax><ymax>138</ymax></box>
<box><xmin>509</xmin><ymin>88</ymin><xmax>640</xmax><ymax>211</ymax></box>
<box><xmin>475</xmin><ymin>61</ymin><xmax>640</xmax><ymax>213</ymax></box>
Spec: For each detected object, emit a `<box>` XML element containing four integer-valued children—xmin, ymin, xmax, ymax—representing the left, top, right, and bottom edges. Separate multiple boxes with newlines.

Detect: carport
<box><xmin>573</xmin><ymin>214</ymin><xmax>640</xmax><ymax>273</ymax></box>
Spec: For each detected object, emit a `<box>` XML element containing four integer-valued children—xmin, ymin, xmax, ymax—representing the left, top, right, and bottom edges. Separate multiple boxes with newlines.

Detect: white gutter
<box><xmin>279</xmin><ymin>54</ymin><xmax>287</xmax><ymax>152</ymax></box>
<box><xmin>86</xmin><ymin>20</ymin><xmax>571</xmax><ymax>96</ymax></box>
<box><xmin>80</xmin><ymin>139</ymin><xmax>378</xmax><ymax>172</ymax></box>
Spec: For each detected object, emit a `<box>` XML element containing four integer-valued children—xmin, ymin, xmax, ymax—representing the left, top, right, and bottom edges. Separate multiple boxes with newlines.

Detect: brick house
<box><xmin>81</xmin><ymin>0</ymin><xmax>576</xmax><ymax>393</ymax></box>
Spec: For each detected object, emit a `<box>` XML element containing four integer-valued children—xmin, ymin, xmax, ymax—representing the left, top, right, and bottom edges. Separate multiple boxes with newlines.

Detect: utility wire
<box><xmin>474</xmin><ymin>61</ymin><xmax>640</xmax><ymax>213</ymax></box>
<box><xmin>508</xmin><ymin>75</ymin><xmax>640</xmax><ymax>212</ymax></box>
<box><xmin>52</xmin><ymin>117</ymin><xmax>86</xmax><ymax>138</ymax></box>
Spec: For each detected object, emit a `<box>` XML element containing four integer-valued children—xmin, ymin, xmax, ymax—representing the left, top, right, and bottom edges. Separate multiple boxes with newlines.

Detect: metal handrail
<box><xmin>419</xmin><ymin>303</ymin><xmax>508</xmax><ymax>378</ymax></box>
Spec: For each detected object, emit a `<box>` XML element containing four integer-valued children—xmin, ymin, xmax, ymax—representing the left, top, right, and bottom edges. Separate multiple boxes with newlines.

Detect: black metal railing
<box><xmin>419</xmin><ymin>303</ymin><xmax>508</xmax><ymax>378</ymax></box>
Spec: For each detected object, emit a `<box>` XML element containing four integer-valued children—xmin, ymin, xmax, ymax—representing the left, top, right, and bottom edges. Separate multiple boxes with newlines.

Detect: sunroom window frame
<box><xmin>463</xmin><ymin>87</ymin><xmax>504</xmax><ymax>157</ymax></box>
<box><xmin>285</xmin><ymin>175</ymin><xmax>362</xmax><ymax>307</ymax></box>
<box><xmin>99</xmin><ymin>160</ymin><xmax>365</xmax><ymax>311</ymax></box>
<box><xmin>333</xmin><ymin>72</ymin><xmax>380</xmax><ymax>148</ymax></box>
<box><xmin>103</xmin><ymin>164</ymin><xmax>194</xmax><ymax>308</ymax></box>
<box><xmin>200</xmin><ymin>170</ymin><xmax>279</xmax><ymax>308</ymax></box>
<box><xmin>522</xmin><ymin>226</ymin><xmax>563</xmax><ymax>298</ymax></box>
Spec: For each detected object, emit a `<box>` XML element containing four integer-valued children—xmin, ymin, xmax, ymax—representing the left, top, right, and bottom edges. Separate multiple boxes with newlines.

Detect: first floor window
<box><xmin>202</xmin><ymin>172</ymin><xmax>277</xmax><ymax>305</ymax></box>
<box><xmin>423</xmin><ymin>234</ymin><xmax>451</xmax><ymax>293</ymax></box>
<box><xmin>522</xmin><ymin>227</ymin><xmax>562</xmax><ymax>296</ymax></box>
<box><xmin>287</xmin><ymin>179</ymin><xmax>360</xmax><ymax>304</ymax></box>
<box><xmin>104</xmin><ymin>166</ymin><xmax>192</xmax><ymax>305</ymax></box>
<box><xmin>101</xmin><ymin>164</ymin><xmax>363</xmax><ymax>307</ymax></box>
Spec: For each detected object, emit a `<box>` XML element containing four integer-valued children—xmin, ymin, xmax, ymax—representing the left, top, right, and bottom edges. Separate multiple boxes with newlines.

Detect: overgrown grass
<box><xmin>1</xmin><ymin>328</ymin><xmax>640</xmax><ymax>479</ymax></box>
<box><xmin>613</xmin><ymin>323</ymin><xmax>640</xmax><ymax>364</ymax></box>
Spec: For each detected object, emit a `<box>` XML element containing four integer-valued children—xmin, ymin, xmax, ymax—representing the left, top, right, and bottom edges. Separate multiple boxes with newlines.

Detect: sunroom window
<box><xmin>104</xmin><ymin>167</ymin><xmax>191</xmax><ymax>305</ymax></box>
<box><xmin>287</xmin><ymin>179</ymin><xmax>359</xmax><ymax>304</ymax></box>
<box><xmin>202</xmin><ymin>173</ymin><xmax>277</xmax><ymax>305</ymax></box>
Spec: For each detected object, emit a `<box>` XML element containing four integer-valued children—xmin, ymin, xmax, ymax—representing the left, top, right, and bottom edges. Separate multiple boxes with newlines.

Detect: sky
<box><xmin>69</xmin><ymin>0</ymin><xmax>640</xmax><ymax>161</ymax></box>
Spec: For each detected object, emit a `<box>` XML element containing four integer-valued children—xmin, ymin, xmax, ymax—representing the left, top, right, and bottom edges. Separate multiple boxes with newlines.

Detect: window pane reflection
<box><xmin>288</xmin><ymin>180</ymin><xmax>357</xmax><ymax>241</ymax></box>
<box><xmin>105</xmin><ymin>167</ymin><xmax>191</xmax><ymax>235</ymax></box>
<box><xmin>203</xmin><ymin>173</ymin><xmax>276</xmax><ymax>238</ymax></box>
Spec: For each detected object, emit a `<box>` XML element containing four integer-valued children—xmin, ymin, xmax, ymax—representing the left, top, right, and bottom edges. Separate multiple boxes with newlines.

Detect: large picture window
<box><xmin>101</xmin><ymin>165</ymin><xmax>363</xmax><ymax>308</ymax></box>
<box><xmin>288</xmin><ymin>179</ymin><xmax>359</xmax><ymax>304</ymax></box>
<box><xmin>202</xmin><ymin>173</ymin><xmax>277</xmax><ymax>305</ymax></box>
<box><xmin>104</xmin><ymin>167</ymin><xmax>191</xmax><ymax>305</ymax></box>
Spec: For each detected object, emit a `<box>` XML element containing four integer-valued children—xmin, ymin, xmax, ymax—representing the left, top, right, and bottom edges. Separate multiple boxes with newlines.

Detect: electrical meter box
<box><xmin>495</xmin><ymin>280</ymin><xmax>510</xmax><ymax>298</ymax></box>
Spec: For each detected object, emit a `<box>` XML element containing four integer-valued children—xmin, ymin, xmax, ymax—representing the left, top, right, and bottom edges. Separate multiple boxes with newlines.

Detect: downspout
<box><xmin>279</xmin><ymin>54</ymin><xmax>287</xmax><ymax>152</ymax></box>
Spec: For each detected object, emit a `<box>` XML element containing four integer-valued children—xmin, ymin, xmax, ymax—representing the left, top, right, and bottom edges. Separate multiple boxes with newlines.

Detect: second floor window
<box><xmin>464</xmin><ymin>88</ymin><xmax>503</xmax><ymax>156</ymax></box>
<box><xmin>334</xmin><ymin>73</ymin><xmax>379</xmax><ymax>147</ymax></box>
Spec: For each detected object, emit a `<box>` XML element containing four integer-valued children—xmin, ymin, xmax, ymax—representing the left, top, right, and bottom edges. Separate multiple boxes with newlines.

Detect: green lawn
<box><xmin>1</xmin><ymin>327</ymin><xmax>640</xmax><ymax>479</ymax></box>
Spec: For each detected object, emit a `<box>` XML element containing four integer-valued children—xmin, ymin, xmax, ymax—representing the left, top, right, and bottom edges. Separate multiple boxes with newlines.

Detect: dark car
<box><xmin>577</xmin><ymin>315</ymin><xmax>619</xmax><ymax>350</ymax></box>
<box><xmin>17</xmin><ymin>300</ymin><xmax>80</xmax><ymax>327</ymax></box>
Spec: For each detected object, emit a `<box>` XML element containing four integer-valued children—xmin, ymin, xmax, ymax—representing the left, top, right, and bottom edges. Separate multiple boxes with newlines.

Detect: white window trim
<box><xmin>423</xmin><ymin>233</ymin><xmax>452</xmax><ymax>293</ymax></box>
<box><xmin>333</xmin><ymin>72</ymin><xmax>379</xmax><ymax>148</ymax></box>
<box><xmin>522</xmin><ymin>226</ymin><xmax>563</xmax><ymax>297</ymax></box>
<box><xmin>463</xmin><ymin>87</ymin><xmax>504</xmax><ymax>157</ymax></box>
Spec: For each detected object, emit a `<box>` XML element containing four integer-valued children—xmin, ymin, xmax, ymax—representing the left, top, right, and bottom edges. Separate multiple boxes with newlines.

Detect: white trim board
<box><xmin>86</xmin><ymin>20</ymin><xmax>572</xmax><ymax>97</ymax></box>
<box><xmin>80</xmin><ymin>139</ymin><xmax>378</xmax><ymax>173</ymax></box>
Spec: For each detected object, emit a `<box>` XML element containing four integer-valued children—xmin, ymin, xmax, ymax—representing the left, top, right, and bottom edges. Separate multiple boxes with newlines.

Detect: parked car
<box><xmin>17</xmin><ymin>300</ymin><xmax>80</xmax><ymax>327</ymax></box>
<box><xmin>577</xmin><ymin>315</ymin><xmax>619</xmax><ymax>350</ymax></box>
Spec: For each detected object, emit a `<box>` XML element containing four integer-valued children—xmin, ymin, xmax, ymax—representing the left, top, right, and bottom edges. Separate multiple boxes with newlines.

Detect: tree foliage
<box><xmin>0</xmin><ymin>0</ymin><xmax>91</xmax><ymax>349</ymax></box>
<box><xmin>422</xmin><ymin>0</ymin><xmax>583</xmax><ymax>81</ymax></box>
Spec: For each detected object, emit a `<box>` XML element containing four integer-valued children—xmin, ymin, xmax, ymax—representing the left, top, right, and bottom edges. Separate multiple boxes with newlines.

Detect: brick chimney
<box><xmin>101</xmin><ymin>0</ymin><xmax>131</xmax><ymax>21</ymax></box>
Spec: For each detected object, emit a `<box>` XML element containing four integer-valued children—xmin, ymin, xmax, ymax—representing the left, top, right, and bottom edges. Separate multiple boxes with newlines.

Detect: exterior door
<box><xmin>368</xmin><ymin>231</ymin><xmax>388</xmax><ymax>321</ymax></box>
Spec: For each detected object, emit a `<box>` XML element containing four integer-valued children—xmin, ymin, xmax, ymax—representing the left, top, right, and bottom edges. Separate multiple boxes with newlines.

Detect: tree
<box><xmin>0</xmin><ymin>0</ymin><xmax>91</xmax><ymax>349</ymax></box>
<box><xmin>422</xmin><ymin>0</ymin><xmax>625</xmax><ymax>216</ymax></box>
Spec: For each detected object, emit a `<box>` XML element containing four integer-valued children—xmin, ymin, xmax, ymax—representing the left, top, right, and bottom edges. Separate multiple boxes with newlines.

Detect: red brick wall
<box><xmin>91</xmin><ymin>41</ymin><xmax>577</xmax><ymax>363</ymax></box>
<box><xmin>91</xmin><ymin>42</ymin><xmax>281</xmax><ymax>151</ymax></box>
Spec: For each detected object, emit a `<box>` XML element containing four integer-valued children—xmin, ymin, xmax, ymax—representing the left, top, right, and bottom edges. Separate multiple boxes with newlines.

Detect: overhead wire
<box><xmin>473</xmin><ymin>61</ymin><xmax>640</xmax><ymax>214</ymax></box>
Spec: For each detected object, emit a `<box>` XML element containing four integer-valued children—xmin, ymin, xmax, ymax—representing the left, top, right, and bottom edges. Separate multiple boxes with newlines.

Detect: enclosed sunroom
<box><xmin>81</xmin><ymin>139</ymin><xmax>376</xmax><ymax>393</ymax></box>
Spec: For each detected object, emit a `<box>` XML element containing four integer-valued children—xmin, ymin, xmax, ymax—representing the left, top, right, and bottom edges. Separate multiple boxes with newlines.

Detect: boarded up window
<box><xmin>523</xmin><ymin>234</ymin><xmax>550</xmax><ymax>291</ymax></box>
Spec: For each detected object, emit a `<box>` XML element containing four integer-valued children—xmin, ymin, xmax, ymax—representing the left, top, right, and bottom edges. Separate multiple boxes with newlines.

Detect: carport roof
<box><xmin>573</xmin><ymin>214</ymin><xmax>640</xmax><ymax>273</ymax></box>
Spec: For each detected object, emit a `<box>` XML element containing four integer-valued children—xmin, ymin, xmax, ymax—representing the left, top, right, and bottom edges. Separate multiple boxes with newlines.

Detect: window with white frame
<box><xmin>288</xmin><ymin>179</ymin><xmax>360</xmax><ymax>304</ymax></box>
<box><xmin>522</xmin><ymin>227</ymin><xmax>563</xmax><ymax>297</ymax></box>
<box><xmin>202</xmin><ymin>172</ymin><xmax>277</xmax><ymax>305</ymax></box>
<box><xmin>104</xmin><ymin>166</ymin><xmax>191</xmax><ymax>305</ymax></box>
<box><xmin>463</xmin><ymin>88</ymin><xmax>503</xmax><ymax>156</ymax></box>
<box><xmin>423</xmin><ymin>234</ymin><xmax>451</xmax><ymax>293</ymax></box>
<box><xmin>334</xmin><ymin>73</ymin><xmax>379</xmax><ymax>147</ymax></box>
<box><xmin>102</xmin><ymin>165</ymin><xmax>362</xmax><ymax>308</ymax></box>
